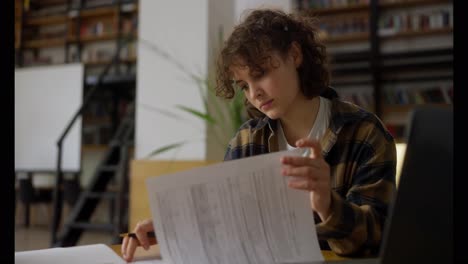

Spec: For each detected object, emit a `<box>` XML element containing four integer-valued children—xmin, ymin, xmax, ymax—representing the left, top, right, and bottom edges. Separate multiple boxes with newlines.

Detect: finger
<box><xmin>121</xmin><ymin>236</ymin><xmax>129</xmax><ymax>259</ymax></box>
<box><xmin>149</xmin><ymin>236</ymin><xmax>158</xmax><ymax>245</ymax></box>
<box><xmin>135</xmin><ymin>220</ymin><xmax>152</xmax><ymax>249</ymax></box>
<box><xmin>288</xmin><ymin>178</ymin><xmax>316</xmax><ymax>191</ymax></box>
<box><xmin>136</xmin><ymin>229</ymin><xmax>150</xmax><ymax>250</ymax></box>
<box><xmin>296</xmin><ymin>138</ymin><xmax>323</xmax><ymax>159</ymax></box>
<box><xmin>125</xmin><ymin>237</ymin><xmax>140</xmax><ymax>262</ymax></box>
<box><xmin>280</xmin><ymin>156</ymin><xmax>320</xmax><ymax>168</ymax></box>
<box><xmin>281</xmin><ymin>166</ymin><xmax>319</xmax><ymax>180</ymax></box>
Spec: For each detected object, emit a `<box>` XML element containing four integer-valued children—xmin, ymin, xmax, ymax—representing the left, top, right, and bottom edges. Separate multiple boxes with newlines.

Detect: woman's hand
<box><xmin>280</xmin><ymin>138</ymin><xmax>332</xmax><ymax>221</ymax></box>
<box><xmin>121</xmin><ymin>219</ymin><xmax>157</xmax><ymax>262</ymax></box>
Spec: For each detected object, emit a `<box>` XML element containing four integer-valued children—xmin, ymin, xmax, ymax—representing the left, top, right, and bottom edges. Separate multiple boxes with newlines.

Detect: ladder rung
<box><xmin>108</xmin><ymin>140</ymin><xmax>121</xmax><ymax>147</ymax></box>
<box><xmin>84</xmin><ymin>191</ymin><xmax>117</xmax><ymax>199</ymax></box>
<box><xmin>99</xmin><ymin>165</ymin><xmax>118</xmax><ymax>172</ymax></box>
<box><xmin>68</xmin><ymin>222</ymin><xmax>115</xmax><ymax>232</ymax></box>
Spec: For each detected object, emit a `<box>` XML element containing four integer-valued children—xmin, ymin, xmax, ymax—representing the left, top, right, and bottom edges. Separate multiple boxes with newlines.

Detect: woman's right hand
<box><xmin>121</xmin><ymin>219</ymin><xmax>157</xmax><ymax>262</ymax></box>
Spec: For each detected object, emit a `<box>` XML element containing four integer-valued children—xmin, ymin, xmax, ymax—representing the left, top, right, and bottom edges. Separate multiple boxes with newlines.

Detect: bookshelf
<box><xmin>296</xmin><ymin>0</ymin><xmax>375</xmax><ymax>114</ymax></box>
<box><xmin>15</xmin><ymin>0</ymin><xmax>139</xmax><ymax>147</ymax></box>
<box><xmin>378</xmin><ymin>0</ymin><xmax>452</xmax><ymax>141</ymax></box>
<box><xmin>295</xmin><ymin>0</ymin><xmax>453</xmax><ymax>142</ymax></box>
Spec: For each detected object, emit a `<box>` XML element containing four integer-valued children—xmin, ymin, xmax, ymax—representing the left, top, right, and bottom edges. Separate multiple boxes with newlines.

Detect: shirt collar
<box><xmin>261</xmin><ymin>86</ymin><xmax>340</xmax><ymax>133</ymax></box>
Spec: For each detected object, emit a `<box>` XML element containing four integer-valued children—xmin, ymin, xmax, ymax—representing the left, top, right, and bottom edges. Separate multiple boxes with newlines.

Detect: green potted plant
<box><xmin>139</xmin><ymin>37</ymin><xmax>247</xmax><ymax>159</ymax></box>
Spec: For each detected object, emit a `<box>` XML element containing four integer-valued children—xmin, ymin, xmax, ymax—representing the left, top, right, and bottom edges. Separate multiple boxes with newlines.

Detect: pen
<box><xmin>119</xmin><ymin>231</ymin><xmax>157</xmax><ymax>239</ymax></box>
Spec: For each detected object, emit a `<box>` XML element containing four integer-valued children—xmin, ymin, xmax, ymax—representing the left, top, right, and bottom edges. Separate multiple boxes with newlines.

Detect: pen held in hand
<box><xmin>119</xmin><ymin>231</ymin><xmax>158</xmax><ymax>244</ymax></box>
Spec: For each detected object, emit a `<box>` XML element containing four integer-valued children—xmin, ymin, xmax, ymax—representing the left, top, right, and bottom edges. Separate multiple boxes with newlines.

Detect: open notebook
<box><xmin>15</xmin><ymin>244</ymin><xmax>162</xmax><ymax>264</ymax></box>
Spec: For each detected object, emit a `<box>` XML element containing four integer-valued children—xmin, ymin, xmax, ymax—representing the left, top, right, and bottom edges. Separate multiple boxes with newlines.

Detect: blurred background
<box><xmin>14</xmin><ymin>0</ymin><xmax>452</xmax><ymax>252</ymax></box>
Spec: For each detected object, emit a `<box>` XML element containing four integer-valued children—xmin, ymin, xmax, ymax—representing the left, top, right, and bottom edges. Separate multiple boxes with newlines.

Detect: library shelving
<box><xmin>15</xmin><ymin>0</ymin><xmax>139</xmax><ymax>147</ymax></box>
<box><xmin>294</xmin><ymin>0</ymin><xmax>453</xmax><ymax>142</ymax></box>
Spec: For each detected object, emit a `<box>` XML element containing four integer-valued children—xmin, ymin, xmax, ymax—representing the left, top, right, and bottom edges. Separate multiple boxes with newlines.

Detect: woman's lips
<box><xmin>260</xmin><ymin>99</ymin><xmax>274</xmax><ymax>111</ymax></box>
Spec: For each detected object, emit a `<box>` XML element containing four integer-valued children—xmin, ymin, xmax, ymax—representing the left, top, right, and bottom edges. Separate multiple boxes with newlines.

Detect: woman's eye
<box><xmin>240</xmin><ymin>84</ymin><xmax>249</xmax><ymax>91</ymax></box>
<box><xmin>233</xmin><ymin>81</ymin><xmax>248</xmax><ymax>91</ymax></box>
<box><xmin>252</xmin><ymin>70</ymin><xmax>265</xmax><ymax>79</ymax></box>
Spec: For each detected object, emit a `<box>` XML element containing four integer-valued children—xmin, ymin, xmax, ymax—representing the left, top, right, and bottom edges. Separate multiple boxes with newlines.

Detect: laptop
<box><xmin>303</xmin><ymin>105</ymin><xmax>453</xmax><ymax>264</ymax></box>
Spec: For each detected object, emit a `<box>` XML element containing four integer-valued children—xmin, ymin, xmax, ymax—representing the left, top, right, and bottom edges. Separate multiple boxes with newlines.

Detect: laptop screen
<box><xmin>380</xmin><ymin>106</ymin><xmax>453</xmax><ymax>264</ymax></box>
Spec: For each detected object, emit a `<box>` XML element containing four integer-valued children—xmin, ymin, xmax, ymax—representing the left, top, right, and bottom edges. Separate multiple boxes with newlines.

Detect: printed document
<box><xmin>147</xmin><ymin>149</ymin><xmax>324</xmax><ymax>264</ymax></box>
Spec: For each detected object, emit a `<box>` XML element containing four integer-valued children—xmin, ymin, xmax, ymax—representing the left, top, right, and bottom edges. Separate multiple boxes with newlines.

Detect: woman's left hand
<box><xmin>280</xmin><ymin>138</ymin><xmax>332</xmax><ymax>221</ymax></box>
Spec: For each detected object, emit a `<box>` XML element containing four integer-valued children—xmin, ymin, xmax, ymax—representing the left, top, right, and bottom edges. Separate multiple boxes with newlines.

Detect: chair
<box><xmin>17</xmin><ymin>173</ymin><xmax>53</xmax><ymax>227</ymax></box>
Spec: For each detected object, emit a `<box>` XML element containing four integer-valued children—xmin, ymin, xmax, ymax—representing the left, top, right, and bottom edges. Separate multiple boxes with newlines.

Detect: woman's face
<box><xmin>230</xmin><ymin>46</ymin><xmax>305</xmax><ymax>120</ymax></box>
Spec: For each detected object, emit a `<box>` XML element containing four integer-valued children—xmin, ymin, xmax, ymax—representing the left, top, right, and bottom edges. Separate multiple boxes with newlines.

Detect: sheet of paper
<box><xmin>147</xmin><ymin>149</ymin><xmax>324</xmax><ymax>264</ymax></box>
<box><xmin>15</xmin><ymin>244</ymin><xmax>127</xmax><ymax>264</ymax></box>
<box><xmin>130</xmin><ymin>259</ymin><xmax>167</xmax><ymax>264</ymax></box>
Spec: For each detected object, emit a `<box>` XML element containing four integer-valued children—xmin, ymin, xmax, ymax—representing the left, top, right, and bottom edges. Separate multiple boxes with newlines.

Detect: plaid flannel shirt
<box><xmin>223</xmin><ymin>89</ymin><xmax>397</xmax><ymax>257</ymax></box>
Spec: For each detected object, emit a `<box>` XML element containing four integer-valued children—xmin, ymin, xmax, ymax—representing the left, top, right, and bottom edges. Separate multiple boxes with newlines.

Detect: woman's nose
<box><xmin>249</xmin><ymin>84</ymin><xmax>263</xmax><ymax>99</ymax></box>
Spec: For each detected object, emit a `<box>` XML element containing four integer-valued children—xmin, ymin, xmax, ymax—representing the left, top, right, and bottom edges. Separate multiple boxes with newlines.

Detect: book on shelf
<box><xmin>378</xmin><ymin>7</ymin><xmax>452</xmax><ymax>36</ymax></box>
<box><xmin>121</xmin><ymin>2</ymin><xmax>137</xmax><ymax>12</ymax></box>
<box><xmin>121</xmin><ymin>16</ymin><xmax>137</xmax><ymax>35</ymax></box>
<box><xmin>81</xmin><ymin>44</ymin><xmax>119</xmax><ymax>62</ymax></box>
<box><xmin>425</xmin><ymin>86</ymin><xmax>452</xmax><ymax>104</ymax></box>
<box><xmin>80</xmin><ymin>20</ymin><xmax>115</xmax><ymax>38</ymax></box>
<box><xmin>119</xmin><ymin>41</ymin><xmax>136</xmax><ymax>60</ymax></box>
<box><xmin>296</xmin><ymin>0</ymin><xmax>369</xmax><ymax>10</ymax></box>
<box><xmin>22</xmin><ymin>23</ymin><xmax>67</xmax><ymax>40</ymax></box>
<box><xmin>84</xmin><ymin>0</ymin><xmax>116</xmax><ymax>8</ymax></box>
<box><xmin>25</xmin><ymin>5</ymin><xmax>67</xmax><ymax>17</ymax></box>
<box><xmin>40</xmin><ymin>26</ymin><xmax>67</xmax><ymax>39</ymax></box>
<box><xmin>320</xmin><ymin>16</ymin><xmax>368</xmax><ymax>37</ymax></box>
<box><xmin>383</xmin><ymin>84</ymin><xmax>453</xmax><ymax>105</ymax></box>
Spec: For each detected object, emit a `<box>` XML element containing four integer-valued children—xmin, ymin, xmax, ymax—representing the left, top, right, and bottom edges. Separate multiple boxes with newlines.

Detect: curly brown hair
<box><xmin>215</xmin><ymin>9</ymin><xmax>330</xmax><ymax>117</ymax></box>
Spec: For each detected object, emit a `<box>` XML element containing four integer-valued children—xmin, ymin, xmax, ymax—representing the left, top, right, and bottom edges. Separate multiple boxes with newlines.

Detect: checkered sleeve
<box><xmin>316</xmin><ymin>119</ymin><xmax>397</xmax><ymax>257</ymax></box>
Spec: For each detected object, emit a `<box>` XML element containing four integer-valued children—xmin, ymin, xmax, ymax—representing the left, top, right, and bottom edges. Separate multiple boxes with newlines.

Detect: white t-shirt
<box><xmin>278</xmin><ymin>96</ymin><xmax>332</xmax><ymax>151</ymax></box>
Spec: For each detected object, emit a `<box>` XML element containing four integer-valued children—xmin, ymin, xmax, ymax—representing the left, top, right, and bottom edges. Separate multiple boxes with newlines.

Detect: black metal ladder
<box><xmin>53</xmin><ymin>102</ymin><xmax>134</xmax><ymax>247</ymax></box>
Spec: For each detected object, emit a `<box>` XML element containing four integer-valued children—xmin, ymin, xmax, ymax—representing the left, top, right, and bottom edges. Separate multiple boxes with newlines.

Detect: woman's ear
<box><xmin>290</xmin><ymin>41</ymin><xmax>303</xmax><ymax>68</ymax></box>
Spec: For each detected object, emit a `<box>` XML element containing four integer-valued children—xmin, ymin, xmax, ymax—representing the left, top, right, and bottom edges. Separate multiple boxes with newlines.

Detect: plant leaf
<box><xmin>139</xmin><ymin>102</ymin><xmax>186</xmax><ymax>121</ymax></box>
<box><xmin>145</xmin><ymin>141</ymin><xmax>186</xmax><ymax>158</ymax></box>
<box><xmin>175</xmin><ymin>105</ymin><xmax>216</xmax><ymax>125</ymax></box>
<box><xmin>229</xmin><ymin>91</ymin><xmax>246</xmax><ymax>132</ymax></box>
<box><xmin>206</xmin><ymin>85</ymin><xmax>229</xmax><ymax>131</ymax></box>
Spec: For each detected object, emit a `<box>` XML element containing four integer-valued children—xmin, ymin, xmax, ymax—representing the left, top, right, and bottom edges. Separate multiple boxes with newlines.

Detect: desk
<box><xmin>109</xmin><ymin>244</ymin><xmax>350</xmax><ymax>261</ymax></box>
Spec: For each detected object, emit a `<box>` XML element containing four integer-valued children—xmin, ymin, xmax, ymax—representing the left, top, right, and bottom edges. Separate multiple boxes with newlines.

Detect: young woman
<box><xmin>122</xmin><ymin>9</ymin><xmax>396</xmax><ymax>261</ymax></box>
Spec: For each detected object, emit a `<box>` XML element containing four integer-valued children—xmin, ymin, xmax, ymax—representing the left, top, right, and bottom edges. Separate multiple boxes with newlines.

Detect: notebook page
<box><xmin>15</xmin><ymin>244</ymin><xmax>126</xmax><ymax>264</ymax></box>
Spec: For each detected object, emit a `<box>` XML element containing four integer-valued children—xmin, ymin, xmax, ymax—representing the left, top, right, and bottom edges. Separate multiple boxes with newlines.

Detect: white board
<box><xmin>15</xmin><ymin>64</ymin><xmax>83</xmax><ymax>172</ymax></box>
